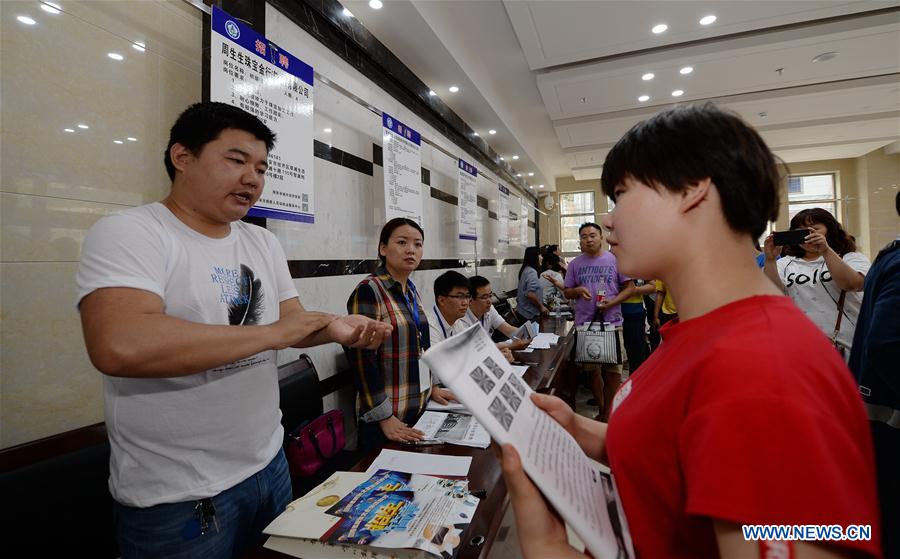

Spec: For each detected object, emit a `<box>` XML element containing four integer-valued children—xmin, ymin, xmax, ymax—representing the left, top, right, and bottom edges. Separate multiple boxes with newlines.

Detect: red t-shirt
<box><xmin>606</xmin><ymin>295</ymin><xmax>881</xmax><ymax>558</ymax></box>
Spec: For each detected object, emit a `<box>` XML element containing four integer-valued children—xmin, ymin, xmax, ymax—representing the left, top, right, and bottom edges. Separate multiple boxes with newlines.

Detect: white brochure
<box><xmin>413</xmin><ymin>411</ymin><xmax>491</xmax><ymax>449</ymax></box>
<box><xmin>421</xmin><ymin>323</ymin><xmax>635</xmax><ymax>559</ymax></box>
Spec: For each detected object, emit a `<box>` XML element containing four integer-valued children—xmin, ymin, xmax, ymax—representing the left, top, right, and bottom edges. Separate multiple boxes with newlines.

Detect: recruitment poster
<box><xmin>457</xmin><ymin>159</ymin><xmax>478</xmax><ymax>241</ymax></box>
<box><xmin>383</xmin><ymin>113</ymin><xmax>423</xmax><ymax>225</ymax></box>
<box><xmin>498</xmin><ymin>184</ymin><xmax>509</xmax><ymax>244</ymax></box>
<box><xmin>210</xmin><ymin>6</ymin><xmax>315</xmax><ymax>223</ymax></box>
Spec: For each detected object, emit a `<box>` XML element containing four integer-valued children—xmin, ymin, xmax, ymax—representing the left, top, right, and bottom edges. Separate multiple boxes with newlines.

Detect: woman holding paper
<box><xmin>500</xmin><ymin>105</ymin><xmax>880</xmax><ymax>559</ymax></box>
<box><xmin>345</xmin><ymin>218</ymin><xmax>455</xmax><ymax>449</ymax></box>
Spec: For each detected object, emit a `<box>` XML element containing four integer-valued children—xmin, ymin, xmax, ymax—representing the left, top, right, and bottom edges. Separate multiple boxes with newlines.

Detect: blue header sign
<box><xmin>382</xmin><ymin>113</ymin><xmax>421</xmax><ymax>146</ymax></box>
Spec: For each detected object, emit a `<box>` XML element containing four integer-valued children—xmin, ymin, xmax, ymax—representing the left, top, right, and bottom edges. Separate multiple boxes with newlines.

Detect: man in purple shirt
<box><xmin>564</xmin><ymin>222</ymin><xmax>635</xmax><ymax>420</ymax></box>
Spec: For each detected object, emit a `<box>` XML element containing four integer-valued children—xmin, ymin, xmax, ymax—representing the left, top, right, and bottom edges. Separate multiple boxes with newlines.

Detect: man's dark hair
<box><xmin>378</xmin><ymin>218</ymin><xmax>425</xmax><ymax>265</ymax></box>
<box><xmin>468</xmin><ymin>275</ymin><xmax>492</xmax><ymax>298</ymax></box>
<box><xmin>164</xmin><ymin>102</ymin><xmax>276</xmax><ymax>181</ymax></box>
<box><xmin>783</xmin><ymin>207</ymin><xmax>856</xmax><ymax>258</ymax></box>
<box><xmin>579</xmin><ymin>222</ymin><xmax>602</xmax><ymax>235</ymax></box>
<box><xmin>434</xmin><ymin>271</ymin><xmax>469</xmax><ymax>298</ymax></box>
<box><xmin>601</xmin><ymin>103</ymin><xmax>781</xmax><ymax>241</ymax></box>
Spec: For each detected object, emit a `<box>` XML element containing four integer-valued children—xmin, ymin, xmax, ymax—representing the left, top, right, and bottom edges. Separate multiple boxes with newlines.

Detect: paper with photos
<box><xmin>421</xmin><ymin>323</ymin><xmax>635</xmax><ymax>559</ymax></box>
<box><xmin>413</xmin><ymin>411</ymin><xmax>490</xmax><ymax>449</ymax></box>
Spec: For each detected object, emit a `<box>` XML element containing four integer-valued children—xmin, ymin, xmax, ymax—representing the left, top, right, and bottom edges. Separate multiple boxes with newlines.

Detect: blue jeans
<box><xmin>114</xmin><ymin>448</ymin><xmax>292</xmax><ymax>559</ymax></box>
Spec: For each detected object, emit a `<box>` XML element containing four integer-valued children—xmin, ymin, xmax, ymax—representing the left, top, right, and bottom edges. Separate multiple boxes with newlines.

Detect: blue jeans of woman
<box><xmin>114</xmin><ymin>448</ymin><xmax>292</xmax><ymax>559</ymax></box>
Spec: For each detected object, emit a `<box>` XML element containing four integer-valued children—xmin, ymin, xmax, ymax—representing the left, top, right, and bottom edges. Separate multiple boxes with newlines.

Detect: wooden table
<box><xmin>251</xmin><ymin>318</ymin><xmax>575</xmax><ymax>559</ymax></box>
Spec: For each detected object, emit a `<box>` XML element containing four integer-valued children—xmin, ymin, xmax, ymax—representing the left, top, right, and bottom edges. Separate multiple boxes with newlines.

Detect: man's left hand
<box><xmin>328</xmin><ymin>315</ymin><xmax>392</xmax><ymax>349</ymax></box>
<box><xmin>430</xmin><ymin>386</ymin><xmax>456</xmax><ymax>404</ymax></box>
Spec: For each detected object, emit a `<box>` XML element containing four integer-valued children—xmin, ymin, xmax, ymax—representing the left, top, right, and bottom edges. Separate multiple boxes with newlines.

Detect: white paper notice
<box><xmin>458</xmin><ymin>159</ymin><xmax>478</xmax><ymax>241</ymax></box>
<box><xmin>365</xmin><ymin>449</ymin><xmax>472</xmax><ymax>477</ymax></box>
<box><xmin>421</xmin><ymin>324</ymin><xmax>635</xmax><ymax>559</ymax></box>
<box><xmin>520</xmin><ymin>196</ymin><xmax>529</xmax><ymax>246</ymax></box>
<box><xmin>498</xmin><ymin>184</ymin><xmax>509</xmax><ymax>244</ymax></box>
<box><xmin>413</xmin><ymin>411</ymin><xmax>490</xmax><ymax>449</ymax></box>
<box><xmin>211</xmin><ymin>6</ymin><xmax>315</xmax><ymax>224</ymax></box>
<box><xmin>383</xmin><ymin>113</ymin><xmax>423</xmax><ymax>225</ymax></box>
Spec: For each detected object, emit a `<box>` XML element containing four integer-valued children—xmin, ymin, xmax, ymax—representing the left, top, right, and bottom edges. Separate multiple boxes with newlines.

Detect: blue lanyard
<box><xmin>433</xmin><ymin>306</ymin><xmax>450</xmax><ymax>338</ymax></box>
<box><xmin>400</xmin><ymin>281</ymin><xmax>423</xmax><ymax>352</ymax></box>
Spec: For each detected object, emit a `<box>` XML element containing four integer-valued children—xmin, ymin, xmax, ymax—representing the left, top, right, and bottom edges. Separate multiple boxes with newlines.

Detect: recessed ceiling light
<box><xmin>580</xmin><ymin>97</ymin><xmax>587</xmax><ymax>103</ymax></box>
<box><xmin>812</xmin><ymin>51</ymin><xmax>839</xmax><ymax>63</ymax></box>
<box><xmin>528</xmin><ymin>172</ymin><xmax>534</xmax><ymax>177</ymax></box>
<box><xmin>672</xmin><ymin>90</ymin><xmax>684</xmax><ymax>97</ymax></box>
<box><xmin>132</xmin><ymin>42</ymin><xmax>146</xmax><ymax>52</ymax></box>
<box><xmin>638</xmin><ymin>95</ymin><xmax>650</xmax><ymax>102</ymax></box>
<box><xmin>516</xmin><ymin>173</ymin><xmax>523</xmax><ymax>177</ymax></box>
<box><xmin>699</xmin><ymin>15</ymin><xmax>717</xmax><ymax>26</ymax></box>
<box><xmin>323</xmin><ymin>128</ymin><xmax>332</xmax><ymax>133</ymax></box>
<box><xmin>512</xmin><ymin>155</ymin><xmax>519</xmax><ymax>160</ymax></box>
<box><xmin>17</xmin><ymin>15</ymin><xmax>37</xmax><ymax>25</ymax></box>
<box><xmin>473</xmin><ymin>132</ymin><xmax>479</xmax><ymax>137</ymax></box>
<box><xmin>499</xmin><ymin>156</ymin><xmax>505</xmax><ymax>161</ymax></box>
<box><xmin>448</xmin><ymin>86</ymin><xmax>459</xmax><ymax>93</ymax></box>
<box><xmin>368</xmin><ymin>0</ymin><xmax>383</xmax><ymax>9</ymax></box>
<box><xmin>652</xmin><ymin>23</ymin><xmax>668</xmax><ymax>34</ymax></box>
<box><xmin>77</xmin><ymin>124</ymin><xmax>89</xmax><ymax>129</ymax></box>
<box><xmin>758</xmin><ymin>112</ymin><xmax>768</xmax><ymax>119</ymax></box>
<box><xmin>642</xmin><ymin>73</ymin><xmax>654</xmax><ymax>81</ymax></box>
<box><xmin>680</xmin><ymin>66</ymin><xmax>693</xmax><ymax>75</ymax></box>
<box><xmin>108</xmin><ymin>52</ymin><xmax>124</xmax><ymax>61</ymax></box>
<box><xmin>539</xmin><ymin>184</ymin><xmax>544</xmax><ymax>188</ymax></box>
<box><xmin>428</xmin><ymin>90</ymin><xmax>436</xmax><ymax>96</ymax></box>
<box><xmin>113</xmin><ymin>140</ymin><xmax>124</xmax><ymax>144</ymax></box>
<box><xmin>127</xmin><ymin>137</ymin><xmax>137</xmax><ymax>141</ymax></box>
<box><xmin>63</xmin><ymin>128</ymin><xmax>75</xmax><ymax>133</ymax></box>
<box><xmin>529</xmin><ymin>185</ymin><xmax>534</xmax><ymax>189</ymax></box>
<box><xmin>40</xmin><ymin>3</ymin><xmax>61</xmax><ymax>14</ymax></box>
<box><xmin>488</xmin><ymin>129</ymin><xmax>496</xmax><ymax>135</ymax></box>
<box><xmin>342</xmin><ymin>8</ymin><xmax>354</xmax><ymax>17</ymax></box>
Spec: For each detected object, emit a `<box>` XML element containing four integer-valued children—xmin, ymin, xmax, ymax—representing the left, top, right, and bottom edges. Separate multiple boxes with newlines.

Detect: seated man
<box><xmin>457</xmin><ymin>276</ymin><xmax>530</xmax><ymax>357</ymax></box>
<box><xmin>428</xmin><ymin>271</ymin><xmax>470</xmax><ymax>343</ymax></box>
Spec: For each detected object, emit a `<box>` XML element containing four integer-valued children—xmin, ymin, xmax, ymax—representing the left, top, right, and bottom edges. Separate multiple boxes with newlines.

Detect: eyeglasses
<box><xmin>474</xmin><ymin>295</ymin><xmax>492</xmax><ymax>301</ymax></box>
<box><xmin>444</xmin><ymin>294</ymin><xmax>472</xmax><ymax>301</ymax></box>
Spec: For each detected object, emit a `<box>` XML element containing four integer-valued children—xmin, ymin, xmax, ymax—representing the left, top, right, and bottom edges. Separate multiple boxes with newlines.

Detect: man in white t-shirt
<box><xmin>457</xmin><ymin>276</ymin><xmax>530</xmax><ymax>356</ymax></box>
<box><xmin>76</xmin><ymin>102</ymin><xmax>391</xmax><ymax>559</ymax></box>
<box><xmin>428</xmin><ymin>271</ymin><xmax>470</xmax><ymax>343</ymax></box>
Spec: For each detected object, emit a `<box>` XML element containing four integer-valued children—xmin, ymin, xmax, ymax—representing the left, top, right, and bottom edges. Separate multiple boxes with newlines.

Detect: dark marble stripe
<box><xmin>421</xmin><ymin>167</ymin><xmax>431</xmax><ymax>186</ymax></box>
<box><xmin>287</xmin><ymin>258</ymin><xmax>524</xmax><ymax>278</ymax></box>
<box><xmin>430</xmin><ymin>187</ymin><xmax>457</xmax><ymax>206</ymax></box>
<box><xmin>477</xmin><ymin>196</ymin><xmax>489</xmax><ymax>210</ymax></box>
<box><xmin>314</xmin><ymin>140</ymin><xmax>374</xmax><ymax>176</ymax></box>
<box><xmin>372</xmin><ymin>143</ymin><xmax>383</xmax><ymax>167</ymax></box>
<box><xmin>488</xmin><ymin>211</ymin><xmax>498</xmax><ymax>220</ymax></box>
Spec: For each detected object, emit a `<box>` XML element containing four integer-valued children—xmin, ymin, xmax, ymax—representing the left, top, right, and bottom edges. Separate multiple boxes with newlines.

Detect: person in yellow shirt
<box><xmin>654</xmin><ymin>279</ymin><xmax>678</xmax><ymax>330</ymax></box>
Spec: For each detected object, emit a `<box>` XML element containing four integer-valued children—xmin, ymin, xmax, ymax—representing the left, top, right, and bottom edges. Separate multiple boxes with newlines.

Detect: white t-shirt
<box><xmin>76</xmin><ymin>203</ymin><xmax>298</xmax><ymax>507</ymax></box>
<box><xmin>428</xmin><ymin>305</ymin><xmax>466</xmax><ymax>343</ymax></box>
<box><xmin>776</xmin><ymin>252</ymin><xmax>870</xmax><ymax>350</ymax></box>
<box><xmin>457</xmin><ymin>306</ymin><xmax>506</xmax><ymax>338</ymax></box>
<box><xmin>539</xmin><ymin>270</ymin><xmax>564</xmax><ymax>303</ymax></box>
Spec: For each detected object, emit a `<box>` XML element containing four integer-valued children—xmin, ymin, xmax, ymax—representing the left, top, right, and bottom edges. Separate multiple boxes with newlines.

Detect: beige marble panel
<box><xmin>1</xmin><ymin>262</ymin><xmax>104</xmax><ymax>448</ymax></box>
<box><xmin>0</xmin><ymin>0</ymin><xmax>201</xmax><ymax>207</ymax></box>
<box><xmin>0</xmin><ymin>192</ymin><xmax>130</xmax><ymax>262</ymax></box>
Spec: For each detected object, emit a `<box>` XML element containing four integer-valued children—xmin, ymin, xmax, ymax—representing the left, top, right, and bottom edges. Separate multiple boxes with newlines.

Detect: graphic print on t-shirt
<box><xmin>211</xmin><ymin>263</ymin><xmax>266</xmax><ymax>325</ymax></box>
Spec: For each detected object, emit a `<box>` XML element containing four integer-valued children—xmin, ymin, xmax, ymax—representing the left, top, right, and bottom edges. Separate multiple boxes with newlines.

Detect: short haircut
<box><xmin>378</xmin><ymin>218</ymin><xmax>425</xmax><ymax>264</ymax></box>
<box><xmin>784</xmin><ymin>207</ymin><xmax>856</xmax><ymax>257</ymax></box>
<box><xmin>434</xmin><ymin>271</ymin><xmax>469</xmax><ymax>298</ymax></box>
<box><xmin>468</xmin><ymin>275</ymin><xmax>492</xmax><ymax>298</ymax></box>
<box><xmin>601</xmin><ymin>103</ymin><xmax>780</xmax><ymax>241</ymax></box>
<box><xmin>164</xmin><ymin>102</ymin><xmax>276</xmax><ymax>181</ymax></box>
<box><xmin>579</xmin><ymin>222</ymin><xmax>602</xmax><ymax>235</ymax></box>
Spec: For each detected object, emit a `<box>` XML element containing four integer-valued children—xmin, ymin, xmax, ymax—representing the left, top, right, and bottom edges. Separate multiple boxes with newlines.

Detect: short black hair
<box><xmin>434</xmin><ymin>271</ymin><xmax>469</xmax><ymax>298</ymax></box>
<box><xmin>579</xmin><ymin>222</ymin><xmax>602</xmax><ymax>235</ymax></box>
<box><xmin>468</xmin><ymin>275</ymin><xmax>491</xmax><ymax>298</ymax></box>
<box><xmin>378</xmin><ymin>218</ymin><xmax>425</xmax><ymax>265</ymax></box>
<box><xmin>164</xmin><ymin>102</ymin><xmax>276</xmax><ymax>181</ymax></box>
<box><xmin>601</xmin><ymin>103</ymin><xmax>781</xmax><ymax>241</ymax></box>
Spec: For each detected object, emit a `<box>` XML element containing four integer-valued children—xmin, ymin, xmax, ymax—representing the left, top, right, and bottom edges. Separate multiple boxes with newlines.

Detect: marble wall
<box><xmin>0</xmin><ymin>0</ymin><xmax>534</xmax><ymax>448</ymax></box>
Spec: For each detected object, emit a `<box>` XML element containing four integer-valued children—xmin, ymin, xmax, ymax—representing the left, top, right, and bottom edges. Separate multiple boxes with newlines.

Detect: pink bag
<box><xmin>284</xmin><ymin>409</ymin><xmax>345</xmax><ymax>477</ymax></box>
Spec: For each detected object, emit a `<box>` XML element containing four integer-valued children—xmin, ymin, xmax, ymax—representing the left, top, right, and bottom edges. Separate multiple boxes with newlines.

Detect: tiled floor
<box><xmin>573</xmin><ymin>368</ymin><xmax>632</xmax><ymax>420</ymax></box>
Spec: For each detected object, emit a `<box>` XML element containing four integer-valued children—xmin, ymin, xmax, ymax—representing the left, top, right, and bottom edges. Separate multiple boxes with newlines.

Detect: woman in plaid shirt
<box><xmin>346</xmin><ymin>218</ymin><xmax>456</xmax><ymax>449</ymax></box>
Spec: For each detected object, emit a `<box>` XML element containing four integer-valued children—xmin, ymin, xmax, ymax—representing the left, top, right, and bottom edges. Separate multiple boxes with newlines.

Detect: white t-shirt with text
<box><xmin>76</xmin><ymin>202</ymin><xmax>298</xmax><ymax>507</ymax></box>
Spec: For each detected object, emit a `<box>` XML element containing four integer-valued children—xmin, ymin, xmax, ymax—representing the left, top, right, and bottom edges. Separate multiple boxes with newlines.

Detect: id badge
<box><xmin>418</xmin><ymin>358</ymin><xmax>432</xmax><ymax>392</ymax></box>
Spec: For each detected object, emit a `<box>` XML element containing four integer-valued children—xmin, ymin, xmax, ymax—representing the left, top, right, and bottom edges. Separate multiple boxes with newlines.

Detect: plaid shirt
<box><xmin>346</xmin><ymin>266</ymin><xmax>431</xmax><ymax>423</ymax></box>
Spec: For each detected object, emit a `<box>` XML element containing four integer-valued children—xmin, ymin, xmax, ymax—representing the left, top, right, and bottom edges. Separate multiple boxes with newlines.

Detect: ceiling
<box><xmin>343</xmin><ymin>0</ymin><xmax>900</xmax><ymax>191</ymax></box>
